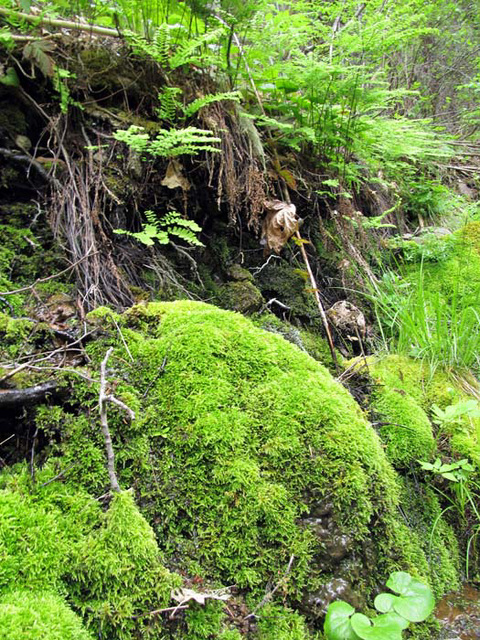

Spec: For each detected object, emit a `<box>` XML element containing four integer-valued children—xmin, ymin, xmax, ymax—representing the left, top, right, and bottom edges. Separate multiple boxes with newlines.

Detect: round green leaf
<box><xmin>386</xmin><ymin>571</ymin><xmax>413</xmax><ymax>595</ymax></box>
<box><xmin>351</xmin><ymin>612</ymin><xmax>404</xmax><ymax>640</ymax></box>
<box><xmin>324</xmin><ymin>601</ymin><xmax>359</xmax><ymax>640</ymax></box>
<box><xmin>375</xmin><ymin>613</ymin><xmax>409</xmax><ymax>631</ymax></box>
<box><xmin>374</xmin><ymin>592</ymin><xmax>396</xmax><ymax>613</ymax></box>
<box><xmin>393</xmin><ymin>590</ymin><xmax>434</xmax><ymax>623</ymax></box>
<box><xmin>386</xmin><ymin>572</ymin><xmax>435</xmax><ymax>622</ymax></box>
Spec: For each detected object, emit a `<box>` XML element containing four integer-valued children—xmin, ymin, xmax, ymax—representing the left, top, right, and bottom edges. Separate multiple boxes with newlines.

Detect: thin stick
<box><xmin>244</xmin><ymin>555</ymin><xmax>295</xmax><ymax>620</ymax></box>
<box><xmin>99</xmin><ymin>348</ymin><xmax>135</xmax><ymax>493</ymax></box>
<box><xmin>132</xmin><ymin>605</ymin><xmax>189</xmax><ymax>619</ymax></box>
<box><xmin>0</xmin><ymin>434</ymin><xmax>15</xmax><ymax>447</ymax></box>
<box><xmin>295</xmin><ymin>231</ymin><xmax>339</xmax><ymax>371</ymax></box>
<box><xmin>0</xmin><ymin>251</ymin><xmax>100</xmax><ymax>296</ymax></box>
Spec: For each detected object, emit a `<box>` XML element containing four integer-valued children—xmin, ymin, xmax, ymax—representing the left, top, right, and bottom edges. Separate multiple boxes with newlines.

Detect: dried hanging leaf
<box><xmin>261</xmin><ymin>199</ymin><xmax>302</xmax><ymax>255</ymax></box>
<box><xmin>23</xmin><ymin>40</ymin><xmax>56</xmax><ymax>77</ymax></box>
<box><xmin>161</xmin><ymin>160</ymin><xmax>190</xmax><ymax>191</ymax></box>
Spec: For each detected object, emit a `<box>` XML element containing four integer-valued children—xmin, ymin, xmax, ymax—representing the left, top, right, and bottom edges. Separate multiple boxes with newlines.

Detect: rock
<box><xmin>217</xmin><ymin>280</ymin><xmax>264</xmax><ymax>313</ymax></box>
<box><xmin>226</xmin><ymin>264</ymin><xmax>254</xmax><ymax>282</ymax></box>
<box><xmin>327</xmin><ymin>300</ymin><xmax>366</xmax><ymax>340</ymax></box>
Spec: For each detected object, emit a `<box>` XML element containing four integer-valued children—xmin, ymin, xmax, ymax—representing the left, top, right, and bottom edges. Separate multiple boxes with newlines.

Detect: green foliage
<box><xmin>114</xmin><ymin>124</ymin><xmax>221</xmax><ymax>157</ymax></box>
<box><xmin>114</xmin><ymin>209</ymin><xmax>204</xmax><ymax>247</ymax></box>
<box><xmin>372</xmin><ymin>387</ymin><xmax>434</xmax><ymax>468</ymax></box>
<box><xmin>0</xmin><ymin>591</ymin><xmax>93</xmax><ymax>640</ymax></box>
<box><xmin>324</xmin><ymin>571</ymin><xmax>434</xmax><ymax>640</ymax></box>
<box><xmin>69</xmin><ymin>490</ymin><xmax>179</xmax><ymax>639</ymax></box>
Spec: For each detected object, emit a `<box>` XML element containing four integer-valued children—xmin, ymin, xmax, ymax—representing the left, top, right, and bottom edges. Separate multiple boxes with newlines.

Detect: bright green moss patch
<box><xmin>372</xmin><ymin>387</ymin><xmax>434</xmax><ymax>467</ymax></box>
<box><xmin>69</xmin><ymin>490</ymin><xmax>179</xmax><ymax>638</ymax></box>
<box><xmin>256</xmin><ymin>604</ymin><xmax>312</xmax><ymax>640</ymax></box>
<box><xmin>366</xmin><ymin>355</ymin><xmax>480</xmax><ymax>468</ymax></box>
<box><xmin>79</xmin><ymin>301</ymin><xmax>423</xmax><ymax>602</ymax></box>
<box><xmin>0</xmin><ymin>591</ymin><xmax>93</xmax><ymax>640</ymax></box>
<box><xmin>0</xmin><ymin>465</ymin><xmax>179</xmax><ymax>640</ymax></box>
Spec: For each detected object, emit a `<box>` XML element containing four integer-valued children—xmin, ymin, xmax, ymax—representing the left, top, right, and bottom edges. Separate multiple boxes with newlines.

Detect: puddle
<box><xmin>436</xmin><ymin>584</ymin><xmax>480</xmax><ymax>639</ymax></box>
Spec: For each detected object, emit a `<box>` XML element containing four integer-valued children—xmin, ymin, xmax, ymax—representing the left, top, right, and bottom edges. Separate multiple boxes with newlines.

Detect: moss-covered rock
<box><xmin>372</xmin><ymin>386</ymin><xmax>434</xmax><ymax>468</ymax></box>
<box><xmin>0</xmin><ymin>591</ymin><xmax>93</xmax><ymax>640</ymax></box>
<box><xmin>217</xmin><ymin>280</ymin><xmax>264</xmax><ymax>313</ymax></box>
<box><xmin>0</xmin><ymin>465</ymin><xmax>178</xmax><ymax>640</ymax></box>
<box><xmin>52</xmin><ymin>301</ymin><xmax>443</xmax><ymax>615</ymax></box>
<box><xmin>366</xmin><ymin>355</ymin><xmax>480</xmax><ymax>467</ymax></box>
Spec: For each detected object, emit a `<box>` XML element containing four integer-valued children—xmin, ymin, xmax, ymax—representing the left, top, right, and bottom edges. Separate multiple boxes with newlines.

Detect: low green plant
<box><xmin>419</xmin><ymin>457</ymin><xmax>480</xmax><ymax>577</ymax></box>
<box><xmin>431</xmin><ymin>400</ymin><xmax>480</xmax><ymax>436</ymax></box>
<box><xmin>114</xmin><ymin>209</ymin><xmax>204</xmax><ymax>247</ymax></box>
<box><xmin>114</xmin><ymin>124</ymin><xmax>221</xmax><ymax>158</ymax></box>
<box><xmin>324</xmin><ymin>571</ymin><xmax>434</xmax><ymax>640</ymax></box>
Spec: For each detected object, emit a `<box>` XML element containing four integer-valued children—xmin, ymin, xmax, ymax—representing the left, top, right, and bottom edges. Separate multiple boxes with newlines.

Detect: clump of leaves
<box><xmin>324</xmin><ymin>571</ymin><xmax>434</xmax><ymax>640</ymax></box>
<box><xmin>114</xmin><ymin>210</ymin><xmax>204</xmax><ymax>247</ymax></box>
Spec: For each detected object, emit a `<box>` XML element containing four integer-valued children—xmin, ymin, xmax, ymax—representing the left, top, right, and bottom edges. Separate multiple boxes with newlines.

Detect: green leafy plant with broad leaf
<box><xmin>419</xmin><ymin>456</ymin><xmax>480</xmax><ymax>577</ymax></box>
<box><xmin>114</xmin><ymin>210</ymin><xmax>204</xmax><ymax>247</ymax></box>
<box><xmin>324</xmin><ymin>571</ymin><xmax>434</xmax><ymax>640</ymax></box>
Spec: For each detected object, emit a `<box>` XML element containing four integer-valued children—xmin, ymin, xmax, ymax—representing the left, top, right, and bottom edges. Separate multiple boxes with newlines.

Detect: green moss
<box><xmin>0</xmin><ymin>312</ymin><xmax>34</xmax><ymax>359</ymax></box>
<box><xmin>216</xmin><ymin>280</ymin><xmax>264</xmax><ymax>314</ymax></box>
<box><xmin>398</xmin><ymin>479</ymin><xmax>460</xmax><ymax>598</ymax></box>
<box><xmin>77</xmin><ymin>302</ymin><xmax>424</xmax><ymax>603</ymax></box>
<box><xmin>372</xmin><ymin>387</ymin><xmax>434</xmax><ymax>468</ymax></box>
<box><xmin>252</xmin><ymin>312</ymin><xmax>335</xmax><ymax>369</ymax></box>
<box><xmin>0</xmin><ymin>465</ymin><xmax>179</xmax><ymax>640</ymax></box>
<box><xmin>256</xmin><ymin>605</ymin><xmax>312</xmax><ymax>640</ymax></box>
<box><xmin>69</xmin><ymin>490</ymin><xmax>180</xmax><ymax>639</ymax></box>
<box><xmin>0</xmin><ymin>591</ymin><xmax>93</xmax><ymax>640</ymax></box>
<box><xmin>366</xmin><ymin>355</ymin><xmax>480</xmax><ymax>467</ymax></box>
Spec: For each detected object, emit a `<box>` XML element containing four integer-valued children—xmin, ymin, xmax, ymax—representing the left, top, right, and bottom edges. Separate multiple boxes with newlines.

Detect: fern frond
<box><xmin>169</xmin><ymin>28</ymin><xmax>225</xmax><ymax>70</ymax></box>
<box><xmin>157</xmin><ymin>87</ymin><xmax>183</xmax><ymax>123</ymax></box>
<box><xmin>184</xmin><ymin>91</ymin><xmax>241</xmax><ymax>117</ymax></box>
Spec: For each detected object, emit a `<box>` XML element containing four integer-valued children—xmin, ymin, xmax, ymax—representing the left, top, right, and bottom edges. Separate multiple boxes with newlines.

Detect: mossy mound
<box><xmin>0</xmin><ymin>591</ymin><xmax>93</xmax><ymax>640</ymax></box>
<box><xmin>367</xmin><ymin>355</ymin><xmax>480</xmax><ymax>467</ymax></box>
<box><xmin>371</xmin><ymin>386</ymin><xmax>434</xmax><ymax>468</ymax></box>
<box><xmin>62</xmin><ymin>301</ymin><xmax>436</xmax><ymax>608</ymax></box>
<box><xmin>0</xmin><ymin>466</ymin><xmax>178</xmax><ymax>640</ymax></box>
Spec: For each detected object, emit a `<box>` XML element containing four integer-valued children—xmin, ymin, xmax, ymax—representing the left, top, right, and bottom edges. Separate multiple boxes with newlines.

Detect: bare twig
<box><xmin>40</xmin><ymin>463</ymin><xmax>76</xmax><ymax>487</ymax></box>
<box><xmin>0</xmin><ymin>251</ymin><xmax>100</xmax><ymax>296</ymax></box>
<box><xmin>132</xmin><ymin>605</ymin><xmax>189</xmax><ymax>619</ymax></box>
<box><xmin>295</xmin><ymin>231</ymin><xmax>339</xmax><ymax>371</ymax></box>
<box><xmin>251</xmin><ymin>254</ymin><xmax>281</xmax><ymax>276</ymax></box>
<box><xmin>0</xmin><ymin>434</ymin><xmax>15</xmax><ymax>447</ymax></box>
<box><xmin>244</xmin><ymin>555</ymin><xmax>295</xmax><ymax>620</ymax></box>
<box><xmin>99</xmin><ymin>347</ymin><xmax>135</xmax><ymax>493</ymax></box>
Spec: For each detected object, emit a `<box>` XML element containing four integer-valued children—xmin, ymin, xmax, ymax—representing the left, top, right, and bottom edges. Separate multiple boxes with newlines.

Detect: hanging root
<box><xmin>50</xmin><ymin>133</ymin><xmax>133</xmax><ymax>313</ymax></box>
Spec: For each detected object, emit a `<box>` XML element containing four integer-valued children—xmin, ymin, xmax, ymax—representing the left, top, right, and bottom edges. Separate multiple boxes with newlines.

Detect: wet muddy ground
<box><xmin>436</xmin><ymin>584</ymin><xmax>480</xmax><ymax>639</ymax></box>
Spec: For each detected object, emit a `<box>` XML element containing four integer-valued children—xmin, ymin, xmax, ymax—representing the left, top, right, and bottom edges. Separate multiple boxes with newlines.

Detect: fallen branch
<box><xmin>0</xmin><ymin>7</ymin><xmax>120</xmax><ymax>37</ymax></box>
<box><xmin>295</xmin><ymin>231</ymin><xmax>339</xmax><ymax>371</ymax></box>
<box><xmin>0</xmin><ymin>381</ymin><xmax>60</xmax><ymax>407</ymax></box>
<box><xmin>99</xmin><ymin>347</ymin><xmax>135</xmax><ymax>493</ymax></box>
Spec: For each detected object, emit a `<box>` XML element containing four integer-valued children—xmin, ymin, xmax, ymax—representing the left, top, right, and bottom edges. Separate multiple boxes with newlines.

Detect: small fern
<box><xmin>157</xmin><ymin>87</ymin><xmax>183</xmax><ymax>122</ymax></box>
<box><xmin>184</xmin><ymin>91</ymin><xmax>241</xmax><ymax>117</ymax></box>
<box><xmin>114</xmin><ymin>125</ymin><xmax>221</xmax><ymax>158</ymax></box>
<box><xmin>169</xmin><ymin>28</ymin><xmax>225</xmax><ymax>70</ymax></box>
<box><xmin>124</xmin><ymin>24</ymin><xmax>171</xmax><ymax>67</ymax></box>
<box><xmin>114</xmin><ymin>210</ymin><xmax>204</xmax><ymax>247</ymax></box>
